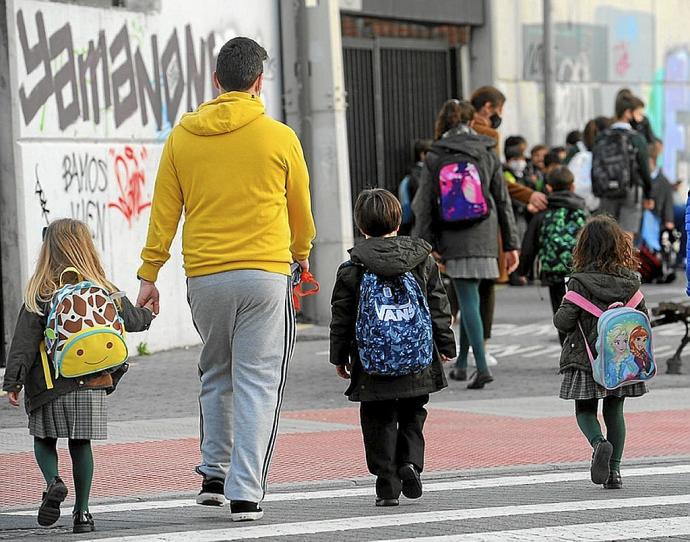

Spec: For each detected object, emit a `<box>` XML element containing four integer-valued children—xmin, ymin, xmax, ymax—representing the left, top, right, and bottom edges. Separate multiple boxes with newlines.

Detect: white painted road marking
<box><xmin>83</xmin><ymin>494</ymin><xmax>690</xmax><ymax>541</ymax></box>
<box><xmin>4</xmin><ymin>464</ymin><xmax>690</xmax><ymax>516</ymax></box>
<box><xmin>375</xmin><ymin>516</ymin><xmax>690</xmax><ymax>542</ymax></box>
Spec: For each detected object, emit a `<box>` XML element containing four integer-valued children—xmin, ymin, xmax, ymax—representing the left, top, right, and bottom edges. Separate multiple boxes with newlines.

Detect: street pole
<box><xmin>543</xmin><ymin>0</ymin><xmax>556</xmax><ymax>146</ymax></box>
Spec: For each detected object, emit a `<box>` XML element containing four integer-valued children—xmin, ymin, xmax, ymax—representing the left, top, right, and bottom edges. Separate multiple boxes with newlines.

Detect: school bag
<box><xmin>43</xmin><ymin>267</ymin><xmax>128</xmax><ymax>379</ymax></box>
<box><xmin>538</xmin><ymin>207</ymin><xmax>587</xmax><ymax>282</ymax></box>
<box><xmin>429</xmin><ymin>140</ymin><xmax>491</xmax><ymax>227</ymax></box>
<box><xmin>591</xmin><ymin>129</ymin><xmax>638</xmax><ymax>199</ymax></box>
<box><xmin>563</xmin><ymin>289</ymin><xmax>656</xmax><ymax>390</ymax></box>
<box><xmin>355</xmin><ymin>270</ymin><xmax>433</xmax><ymax>376</ymax></box>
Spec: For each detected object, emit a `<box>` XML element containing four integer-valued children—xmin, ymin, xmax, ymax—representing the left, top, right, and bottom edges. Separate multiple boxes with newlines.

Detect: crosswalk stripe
<box><xmin>4</xmin><ymin>464</ymin><xmax>690</xmax><ymax>516</ymax></box>
<box><xmin>84</xmin><ymin>494</ymin><xmax>690</xmax><ymax>542</ymax></box>
<box><xmin>374</xmin><ymin>516</ymin><xmax>690</xmax><ymax>542</ymax></box>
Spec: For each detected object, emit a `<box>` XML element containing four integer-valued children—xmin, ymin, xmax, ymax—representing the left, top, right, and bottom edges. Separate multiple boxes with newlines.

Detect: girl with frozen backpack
<box><xmin>3</xmin><ymin>219</ymin><xmax>154</xmax><ymax>533</ymax></box>
<box><xmin>554</xmin><ymin>215</ymin><xmax>653</xmax><ymax>490</ymax></box>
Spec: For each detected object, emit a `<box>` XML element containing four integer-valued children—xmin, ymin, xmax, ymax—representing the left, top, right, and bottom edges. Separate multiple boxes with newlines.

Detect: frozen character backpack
<box><xmin>355</xmin><ymin>270</ymin><xmax>433</xmax><ymax>376</ymax></box>
<box><xmin>564</xmin><ymin>289</ymin><xmax>656</xmax><ymax>390</ymax></box>
<box><xmin>429</xmin><ymin>140</ymin><xmax>491</xmax><ymax>227</ymax></box>
<box><xmin>43</xmin><ymin>267</ymin><xmax>128</xmax><ymax>379</ymax></box>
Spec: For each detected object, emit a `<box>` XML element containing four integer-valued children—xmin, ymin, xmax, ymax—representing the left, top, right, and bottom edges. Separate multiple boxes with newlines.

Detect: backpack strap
<box><xmin>563</xmin><ymin>290</ymin><xmax>604</xmax><ymax>318</ymax></box>
<box><xmin>576</xmin><ymin>322</ymin><xmax>596</xmax><ymax>364</ymax></box>
<box><xmin>626</xmin><ymin>290</ymin><xmax>644</xmax><ymax>309</ymax></box>
<box><xmin>39</xmin><ymin>341</ymin><xmax>54</xmax><ymax>389</ymax></box>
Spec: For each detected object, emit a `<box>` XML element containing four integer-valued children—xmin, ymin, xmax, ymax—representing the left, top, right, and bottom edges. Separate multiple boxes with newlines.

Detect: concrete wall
<box><xmin>486</xmin><ymin>0</ymin><xmax>690</xmax><ymax>183</ymax></box>
<box><xmin>4</xmin><ymin>0</ymin><xmax>282</xmax><ymax>351</ymax></box>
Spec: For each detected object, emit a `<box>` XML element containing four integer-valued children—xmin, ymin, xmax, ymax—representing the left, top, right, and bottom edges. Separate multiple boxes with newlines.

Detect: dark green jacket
<box><xmin>329</xmin><ymin>236</ymin><xmax>455</xmax><ymax>402</ymax></box>
<box><xmin>554</xmin><ymin>268</ymin><xmax>647</xmax><ymax>373</ymax></box>
<box><xmin>3</xmin><ymin>296</ymin><xmax>153</xmax><ymax>413</ymax></box>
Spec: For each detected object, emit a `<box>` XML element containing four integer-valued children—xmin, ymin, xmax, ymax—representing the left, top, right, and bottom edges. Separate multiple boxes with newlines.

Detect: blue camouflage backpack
<box><xmin>355</xmin><ymin>270</ymin><xmax>433</xmax><ymax>376</ymax></box>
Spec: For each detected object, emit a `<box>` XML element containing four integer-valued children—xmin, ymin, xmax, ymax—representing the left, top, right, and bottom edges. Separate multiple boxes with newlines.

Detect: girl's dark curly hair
<box><xmin>572</xmin><ymin>215</ymin><xmax>639</xmax><ymax>274</ymax></box>
<box><xmin>434</xmin><ymin>99</ymin><xmax>475</xmax><ymax>140</ymax></box>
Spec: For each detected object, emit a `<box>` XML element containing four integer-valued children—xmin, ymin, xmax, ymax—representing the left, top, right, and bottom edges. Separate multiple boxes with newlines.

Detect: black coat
<box><xmin>3</xmin><ymin>296</ymin><xmax>153</xmax><ymax>413</ymax></box>
<box><xmin>329</xmin><ymin>236</ymin><xmax>456</xmax><ymax>402</ymax></box>
<box><xmin>553</xmin><ymin>268</ymin><xmax>647</xmax><ymax>373</ymax></box>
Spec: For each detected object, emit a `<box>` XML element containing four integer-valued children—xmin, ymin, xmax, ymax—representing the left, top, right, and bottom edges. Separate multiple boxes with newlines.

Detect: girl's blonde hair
<box><xmin>24</xmin><ymin>219</ymin><xmax>117</xmax><ymax>314</ymax></box>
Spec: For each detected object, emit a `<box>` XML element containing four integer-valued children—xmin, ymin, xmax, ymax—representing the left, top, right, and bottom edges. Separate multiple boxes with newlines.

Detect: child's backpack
<box><xmin>591</xmin><ymin>129</ymin><xmax>638</xmax><ymax>198</ymax></box>
<box><xmin>44</xmin><ymin>268</ymin><xmax>128</xmax><ymax>379</ymax></box>
<box><xmin>563</xmin><ymin>289</ymin><xmax>656</xmax><ymax>390</ymax></box>
<box><xmin>538</xmin><ymin>207</ymin><xmax>587</xmax><ymax>282</ymax></box>
<box><xmin>429</xmin><ymin>141</ymin><xmax>491</xmax><ymax>226</ymax></box>
<box><xmin>355</xmin><ymin>270</ymin><xmax>433</xmax><ymax>376</ymax></box>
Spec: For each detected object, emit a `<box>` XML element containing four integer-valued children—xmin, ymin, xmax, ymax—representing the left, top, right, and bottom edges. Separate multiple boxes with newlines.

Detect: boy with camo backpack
<box><xmin>521</xmin><ymin>166</ymin><xmax>588</xmax><ymax>343</ymax></box>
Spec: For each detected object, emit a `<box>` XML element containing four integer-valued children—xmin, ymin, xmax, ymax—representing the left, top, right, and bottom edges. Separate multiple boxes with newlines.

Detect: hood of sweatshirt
<box><xmin>179</xmin><ymin>91</ymin><xmax>265</xmax><ymax>136</ymax></box>
<box><xmin>349</xmin><ymin>236</ymin><xmax>432</xmax><ymax>278</ymax></box>
<box><xmin>548</xmin><ymin>191</ymin><xmax>587</xmax><ymax>211</ymax></box>
<box><xmin>569</xmin><ymin>267</ymin><xmax>641</xmax><ymax>305</ymax></box>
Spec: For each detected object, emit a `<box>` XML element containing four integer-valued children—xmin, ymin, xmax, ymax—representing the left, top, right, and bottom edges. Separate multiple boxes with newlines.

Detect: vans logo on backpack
<box><xmin>375</xmin><ymin>301</ymin><xmax>415</xmax><ymax>322</ymax></box>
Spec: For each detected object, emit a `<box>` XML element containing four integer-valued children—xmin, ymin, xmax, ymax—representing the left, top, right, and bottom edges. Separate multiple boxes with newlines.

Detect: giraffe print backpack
<box><xmin>43</xmin><ymin>267</ymin><xmax>128</xmax><ymax>379</ymax></box>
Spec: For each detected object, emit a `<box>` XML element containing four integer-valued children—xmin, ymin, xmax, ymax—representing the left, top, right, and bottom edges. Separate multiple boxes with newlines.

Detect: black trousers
<box><xmin>359</xmin><ymin>394</ymin><xmax>429</xmax><ymax>499</ymax></box>
<box><xmin>548</xmin><ymin>280</ymin><xmax>567</xmax><ymax>344</ymax></box>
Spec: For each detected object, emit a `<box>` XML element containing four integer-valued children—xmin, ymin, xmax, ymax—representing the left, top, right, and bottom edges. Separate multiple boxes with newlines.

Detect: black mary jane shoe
<box><xmin>603</xmin><ymin>471</ymin><xmax>623</xmax><ymax>489</ymax></box>
<box><xmin>467</xmin><ymin>371</ymin><xmax>494</xmax><ymax>390</ymax></box>
<box><xmin>448</xmin><ymin>368</ymin><xmax>467</xmax><ymax>381</ymax></box>
<box><xmin>37</xmin><ymin>477</ymin><xmax>68</xmax><ymax>527</ymax></box>
<box><xmin>375</xmin><ymin>497</ymin><xmax>399</xmax><ymax>507</ymax></box>
<box><xmin>73</xmin><ymin>511</ymin><xmax>95</xmax><ymax>534</ymax></box>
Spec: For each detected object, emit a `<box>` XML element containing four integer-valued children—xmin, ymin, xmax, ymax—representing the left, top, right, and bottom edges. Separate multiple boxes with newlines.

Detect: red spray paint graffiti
<box><xmin>108</xmin><ymin>146</ymin><xmax>151</xmax><ymax>226</ymax></box>
<box><xmin>614</xmin><ymin>42</ymin><xmax>631</xmax><ymax>77</ymax></box>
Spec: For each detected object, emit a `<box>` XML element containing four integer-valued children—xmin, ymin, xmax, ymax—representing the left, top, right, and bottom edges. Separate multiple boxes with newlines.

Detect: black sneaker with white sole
<box><xmin>398</xmin><ymin>463</ymin><xmax>423</xmax><ymax>499</ymax></box>
<box><xmin>37</xmin><ymin>477</ymin><xmax>68</xmax><ymax>526</ymax></box>
<box><xmin>196</xmin><ymin>477</ymin><xmax>226</xmax><ymax>506</ymax></box>
<box><xmin>230</xmin><ymin>500</ymin><xmax>264</xmax><ymax>522</ymax></box>
<box><xmin>590</xmin><ymin>440</ymin><xmax>614</xmax><ymax>485</ymax></box>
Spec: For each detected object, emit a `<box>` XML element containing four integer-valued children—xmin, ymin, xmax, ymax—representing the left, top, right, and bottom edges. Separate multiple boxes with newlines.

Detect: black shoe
<box><xmin>72</xmin><ymin>511</ymin><xmax>95</xmax><ymax>534</ymax></box>
<box><xmin>603</xmin><ymin>471</ymin><xmax>623</xmax><ymax>489</ymax></box>
<box><xmin>37</xmin><ymin>477</ymin><xmax>68</xmax><ymax>527</ymax></box>
<box><xmin>196</xmin><ymin>477</ymin><xmax>225</xmax><ymax>506</ymax></box>
<box><xmin>230</xmin><ymin>500</ymin><xmax>264</xmax><ymax>522</ymax></box>
<box><xmin>467</xmin><ymin>371</ymin><xmax>494</xmax><ymax>389</ymax></box>
<box><xmin>375</xmin><ymin>497</ymin><xmax>399</xmax><ymax>507</ymax></box>
<box><xmin>398</xmin><ymin>463</ymin><xmax>423</xmax><ymax>499</ymax></box>
<box><xmin>590</xmin><ymin>440</ymin><xmax>613</xmax><ymax>484</ymax></box>
<box><xmin>449</xmin><ymin>368</ymin><xmax>467</xmax><ymax>381</ymax></box>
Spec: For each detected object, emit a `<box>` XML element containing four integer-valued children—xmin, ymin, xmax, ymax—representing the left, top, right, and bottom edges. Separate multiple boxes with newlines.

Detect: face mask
<box><xmin>509</xmin><ymin>159</ymin><xmax>527</xmax><ymax>176</ymax></box>
<box><xmin>490</xmin><ymin>113</ymin><xmax>502</xmax><ymax>129</ymax></box>
<box><xmin>630</xmin><ymin>118</ymin><xmax>640</xmax><ymax>130</ymax></box>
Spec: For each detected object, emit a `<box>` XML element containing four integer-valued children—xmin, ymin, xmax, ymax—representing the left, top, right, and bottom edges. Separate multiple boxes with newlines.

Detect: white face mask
<box><xmin>509</xmin><ymin>159</ymin><xmax>527</xmax><ymax>176</ymax></box>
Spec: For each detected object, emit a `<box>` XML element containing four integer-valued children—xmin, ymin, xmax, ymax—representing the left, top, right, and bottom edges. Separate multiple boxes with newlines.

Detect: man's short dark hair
<box><xmin>470</xmin><ymin>86</ymin><xmax>506</xmax><ymax>111</ymax></box>
<box><xmin>566</xmin><ymin>130</ymin><xmax>582</xmax><ymax>146</ymax></box>
<box><xmin>547</xmin><ymin>166</ymin><xmax>574</xmax><ymax>192</ymax></box>
<box><xmin>615</xmin><ymin>93</ymin><xmax>644</xmax><ymax>119</ymax></box>
<box><xmin>544</xmin><ymin>148</ymin><xmax>563</xmax><ymax>168</ymax></box>
<box><xmin>354</xmin><ymin>189</ymin><xmax>402</xmax><ymax>237</ymax></box>
<box><xmin>216</xmin><ymin>37</ymin><xmax>268</xmax><ymax>92</ymax></box>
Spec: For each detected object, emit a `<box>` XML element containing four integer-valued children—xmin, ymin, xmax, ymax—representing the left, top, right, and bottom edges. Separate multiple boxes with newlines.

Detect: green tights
<box><xmin>34</xmin><ymin>437</ymin><xmax>94</xmax><ymax>512</ymax></box>
<box><xmin>574</xmin><ymin>397</ymin><xmax>626</xmax><ymax>472</ymax></box>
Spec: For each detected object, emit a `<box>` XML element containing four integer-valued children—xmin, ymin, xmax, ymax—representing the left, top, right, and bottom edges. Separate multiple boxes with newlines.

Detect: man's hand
<box><xmin>665</xmin><ymin>222</ymin><xmax>676</xmax><ymax>231</ymax></box>
<box><xmin>136</xmin><ymin>279</ymin><xmax>160</xmax><ymax>315</ymax></box>
<box><xmin>504</xmin><ymin>250</ymin><xmax>520</xmax><ymax>274</ymax></box>
<box><xmin>8</xmin><ymin>391</ymin><xmax>20</xmax><ymax>407</ymax></box>
<box><xmin>336</xmin><ymin>363</ymin><xmax>351</xmax><ymax>379</ymax></box>
<box><xmin>296</xmin><ymin>259</ymin><xmax>310</xmax><ymax>273</ymax></box>
<box><xmin>440</xmin><ymin>354</ymin><xmax>453</xmax><ymax>363</ymax></box>
<box><xmin>529</xmin><ymin>191</ymin><xmax>548</xmax><ymax>211</ymax></box>
<box><xmin>643</xmin><ymin>198</ymin><xmax>655</xmax><ymax>210</ymax></box>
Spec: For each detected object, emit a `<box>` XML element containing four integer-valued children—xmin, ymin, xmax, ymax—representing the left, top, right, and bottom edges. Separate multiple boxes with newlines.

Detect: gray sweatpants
<box><xmin>187</xmin><ymin>270</ymin><xmax>294</xmax><ymax>503</ymax></box>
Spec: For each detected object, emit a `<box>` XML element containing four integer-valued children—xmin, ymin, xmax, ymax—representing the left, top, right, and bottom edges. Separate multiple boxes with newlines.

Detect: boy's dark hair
<box><xmin>354</xmin><ymin>188</ymin><xmax>402</xmax><ymax>237</ymax></box>
<box><xmin>413</xmin><ymin>139</ymin><xmax>433</xmax><ymax>162</ymax></box>
<box><xmin>573</xmin><ymin>215</ymin><xmax>639</xmax><ymax>274</ymax></box>
<box><xmin>566</xmin><ymin>130</ymin><xmax>582</xmax><ymax>146</ymax></box>
<box><xmin>544</xmin><ymin>148</ymin><xmax>563</xmax><ymax>168</ymax></box>
<box><xmin>470</xmin><ymin>86</ymin><xmax>506</xmax><ymax>111</ymax></box>
<box><xmin>615</xmin><ymin>92</ymin><xmax>644</xmax><ymax>119</ymax></box>
<box><xmin>504</xmin><ymin>135</ymin><xmax>526</xmax><ymax>160</ymax></box>
<box><xmin>547</xmin><ymin>166</ymin><xmax>574</xmax><ymax>191</ymax></box>
<box><xmin>216</xmin><ymin>37</ymin><xmax>268</xmax><ymax>92</ymax></box>
<box><xmin>434</xmin><ymin>99</ymin><xmax>475</xmax><ymax>140</ymax></box>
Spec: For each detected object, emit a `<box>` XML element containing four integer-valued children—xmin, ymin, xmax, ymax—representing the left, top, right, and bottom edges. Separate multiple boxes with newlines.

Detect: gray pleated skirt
<box><xmin>559</xmin><ymin>368</ymin><xmax>647</xmax><ymax>400</ymax></box>
<box><xmin>29</xmin><ymin>389</ymin><xmax>107</xmax><ymax>440</ymax></box>
<box><xmin>445</xmin><ymin>257</ymin><xmax>500</xmax><ymax>280</ymax></box>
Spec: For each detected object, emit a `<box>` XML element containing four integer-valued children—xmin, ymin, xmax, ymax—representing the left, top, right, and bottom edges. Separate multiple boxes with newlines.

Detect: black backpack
<box><xmin>591</xmin><ymin>128</ymin><xmax>638</xmax><ymax>198</ymax></box>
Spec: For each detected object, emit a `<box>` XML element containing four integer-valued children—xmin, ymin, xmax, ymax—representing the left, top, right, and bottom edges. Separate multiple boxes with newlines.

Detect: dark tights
<box><xmin>574</xmin><ymin>397</ymin><xmax>626</xmax><ymax>472</ymax></box>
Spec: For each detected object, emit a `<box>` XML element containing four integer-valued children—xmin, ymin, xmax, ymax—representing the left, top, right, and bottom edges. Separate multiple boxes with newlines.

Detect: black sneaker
<box><xmin>37</xmin><ymin>477</ymin><xmax>68</xmax><ymax>526</ymax></box>
<box><xmin>449</xmin><ymin>368</ymin><xmax>467</xmax><ymax>381</ymax></box>
<box><xmin>72</xmin><ymin>511</ymin><xmax>95</xmax><ymax>533</ymax></box>
<box><xmin>230</xmin><ymin>500</ymin><xmax>264</xmax><ymax>522</ymax></box>
<box><xmin>590</xmin><ymin>440</ymin><xmax>613</xmax><ymax>484</ymax></box>
<box><xmin>196</xmin><ymin>477</ymin><xmax>225</xmax><ymax>506</ymax></box>
<box><xmin>375</xmin><ymin>497</ymin><xmax>399</xmax><ymax>507</ymax></box>
<box><xmin>467</xmin><ymin>371</ymin><xmax>494</xmax><ymax>389</ymax></box>
<box><xmin>398</xmin><ymin>463</ymin><xmax>423</xmax><ymax>499</ymax></box>
<box><xmin>603</xmin><ymin>471</ymin><xmax>623</xmax><ymax>489</ymax></box>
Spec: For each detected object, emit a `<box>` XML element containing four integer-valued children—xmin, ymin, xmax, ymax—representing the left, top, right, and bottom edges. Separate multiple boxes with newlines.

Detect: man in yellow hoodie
<box><xmin>136</xmin><ymin>37</ymin><xmax>316</xmax><ymax>522</ymax></box>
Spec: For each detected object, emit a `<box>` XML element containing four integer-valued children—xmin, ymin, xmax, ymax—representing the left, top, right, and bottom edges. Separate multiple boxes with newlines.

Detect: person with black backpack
<box><xmin>412</xmin><ymin>99</ymin><xmax>520</xmax><ymax>389</ymax></box>
<box><xmin>398</xmin><ymin>139</ymin><xmax>433</xmax><ymax>236</ymax></box>
<box><xmin>592</xmin><ymin>93</ymin><xmax>654</xmax><ymax>236</ymax></box>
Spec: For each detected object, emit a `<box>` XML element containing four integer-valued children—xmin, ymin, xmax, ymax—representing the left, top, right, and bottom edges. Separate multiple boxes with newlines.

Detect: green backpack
<box><xmin>538</xmin><ymin>207</ymin><xmax>587</xmax><ymax>282</ymax></box>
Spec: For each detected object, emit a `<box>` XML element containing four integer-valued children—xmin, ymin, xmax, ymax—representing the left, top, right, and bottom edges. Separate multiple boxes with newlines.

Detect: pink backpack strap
<box><xmin>626</xmin><ymin>290</ymin><xmax>644</xmax><ymax>309</ymax></box>
<box><xmin>577</xmin><ymin>322</ymin><xmax>596</xmax><ymax>364</ymax></box>
<box><xmin>563</xmin><ymin>290</ymin><xmax>604</xmax><ymax>318</ymax></box>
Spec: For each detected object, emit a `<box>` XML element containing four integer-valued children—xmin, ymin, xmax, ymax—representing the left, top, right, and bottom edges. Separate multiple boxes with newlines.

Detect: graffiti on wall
<box><xmin>108</xmin><ymin>146</ymin><xmax>151</xmax><ymax>226</ymax></box>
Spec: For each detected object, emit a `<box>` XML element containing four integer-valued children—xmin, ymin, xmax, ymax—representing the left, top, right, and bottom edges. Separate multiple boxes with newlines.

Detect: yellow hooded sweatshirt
<box><xmin>138</xmin><ymin>92</ymin><xmax>316</xmax><ymax>282</ymax></box>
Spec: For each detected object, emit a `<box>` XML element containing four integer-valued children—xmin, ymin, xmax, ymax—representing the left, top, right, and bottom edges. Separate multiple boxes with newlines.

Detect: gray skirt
<box><xmin>445</xmin><ymin>257</ymin><xmax>500</xmax><ymax>280</ymax></box>
<box><xmin>559</xmin><ymin>368</ymin><xmax>647</xmax><ymax>400</ymax></box>
<box><xmin>29</xmin><ymin>389</ymin><xmax>107</xmax><ymax>440</ymax></box>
